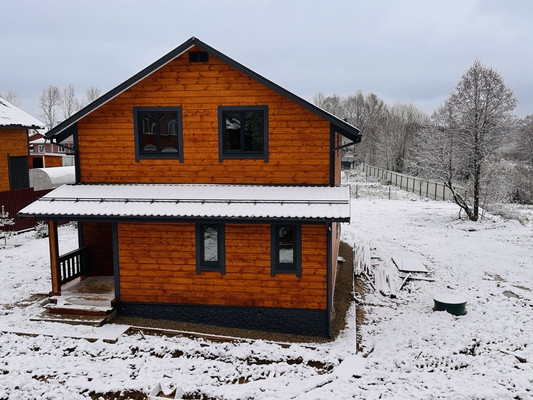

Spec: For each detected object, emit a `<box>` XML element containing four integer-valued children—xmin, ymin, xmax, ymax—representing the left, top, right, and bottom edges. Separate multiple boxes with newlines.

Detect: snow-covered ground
<box><xmin>0</xmin><ymin>173</ymin><xmax>532</xmax><ymax>399</ymax></box>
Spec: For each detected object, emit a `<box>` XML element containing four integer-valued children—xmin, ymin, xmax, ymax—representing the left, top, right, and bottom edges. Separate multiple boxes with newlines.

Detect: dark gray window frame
<box><xmin>271</xmin><ymin>223</ymin><xmax>301</xmax><ymax>277</ymax></box>
<box><xmin>134</xmin><ymin>106</ymin><xmax>183</xmax><ymax>162</ymax></box>
<box><xmin>218</xmin><ymin>105</ymin><xmax>268</xmax><ymax>162</ymax></box>
<box><xmin>195</xmin><ymin>223</ymin><xmax>226</xmax><ymax>275</ymax></box>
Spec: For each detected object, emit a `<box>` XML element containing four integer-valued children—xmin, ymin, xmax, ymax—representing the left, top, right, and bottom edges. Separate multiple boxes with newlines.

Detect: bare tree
<box><xmin>39</xmin><ymin>86</ymin><xmax>62</xmax><ymax>129</ymax></box>
<box><xmin>379</xmin><ymin>103</ymin><xmax>428</xmax><ymax>173</ymax></box>
<box><xmin>312</xmin><ymin>91</ymin><xmax>326</xmax><ymax>109</ymax></box>
<box><xmin>319</xmin><ymin>93</ymin><xmax>343</xmax><ymax>116</ymax></box>
<box><xmin>0</xmin><ymin>90</ymin><xmax>21</xmax><ymax>107</ymax></box>
<box><xmin>314</xmin><ymin>91</ymin><xmax>391</xmax><ymax>165</ymax></box>
<box><xmin>503</xmin><ymin>115</ymin><xmax>533</xmax><ymax>204</ymax></box>
<box><xmin>515</xmin><ymin>115</ymin><xmax>533</xmax><ymax>167</ymax></box>
<box><xmin>79</xmin><ymin>86</ymin><xmax>101</xmax><ymax>108</ymax></box>
<box><xmin>337</xmin><ymin>91</ymin><xmax>389</xmax><ymax>165</ymax></box>
<box><xmin>62</xmin><ymin>84</ymin><xmax>80</xmax><ymax>119</ymax></box>
<box><xmin>420</xmin><ymin>60</ymin><xmax>517</xmax><ymax>221</ymax></box>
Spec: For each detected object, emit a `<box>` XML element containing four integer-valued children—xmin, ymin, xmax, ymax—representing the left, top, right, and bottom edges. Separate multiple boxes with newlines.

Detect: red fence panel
<box><xmin>0</xmin><ymin>188</ymin><xmax>51</xmax><ymax>232</ymax></box>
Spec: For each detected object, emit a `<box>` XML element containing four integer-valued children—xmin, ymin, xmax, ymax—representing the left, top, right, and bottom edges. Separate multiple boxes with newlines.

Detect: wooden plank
<box><xmin>391</xmin><ymin>256</ymin><xmax>428</xmax><ymax>273</ymax></box>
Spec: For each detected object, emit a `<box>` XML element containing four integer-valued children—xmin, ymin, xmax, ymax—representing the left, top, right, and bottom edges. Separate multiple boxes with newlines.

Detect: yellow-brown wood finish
<box><xmin>29</xmin><ymin>155</ymin><xmax>64</xmax><ymax>168</ymax></box>
<box><xmin>117</xmin><ymin>222</ymin><xmax>328</xmax><ymax>310</ymax></box>
<box><xmin>0</xmin><ymin>128</ymin><xmax>29</xmax><ymax>191</ymax></box>
<box><xmin>76</xmin><ymin>47</ymin><xmax>332</xmax><ymax>185</ymax></box>
<box><xmin>48</xmin><ymin>220</ymin><xmax>61</xmax><ymax>296</ymax></box>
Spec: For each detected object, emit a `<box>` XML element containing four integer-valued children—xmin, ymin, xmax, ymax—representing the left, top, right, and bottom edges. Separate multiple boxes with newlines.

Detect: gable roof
<box><xmin>45</xmin><ymin>37</ymin><xmax>361</xmax><ymax>143</ymax></box>
<box><xmin>0</xmin><ymin>97</ymin><xmax>44</xmax><ymax>129</ymax></box>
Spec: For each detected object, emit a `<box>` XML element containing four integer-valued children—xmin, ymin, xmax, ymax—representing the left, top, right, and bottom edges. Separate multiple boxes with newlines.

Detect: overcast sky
<box><xmin>2</xmin><ymin>0</ymin><xmax>532</xmax><ymax>122</ymax></box>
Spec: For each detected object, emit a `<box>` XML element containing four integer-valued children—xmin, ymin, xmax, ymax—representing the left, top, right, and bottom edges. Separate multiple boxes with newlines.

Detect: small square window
<box><xmin>189</xmin><ymin>51</ymin><xmax>209</xmax><ymax>62</ymax></box>
<box><xmin>218</xmin><ymin>106</ymin><xmax>268</xmax><ymax>161</ymax></box>
<box><xmin>134</xmin><ymin>107</ymin><xmax>183</xmax><ymax>161</ymax></box>
<box><xmin>271</xmin><ymin>224</ymin><xmax>301</xmax><ymax>277</ymax></box>
<box><xmin>196</xmin><ymin>223</ymin><xmax>225</xmax><ymax>274</ymax></box>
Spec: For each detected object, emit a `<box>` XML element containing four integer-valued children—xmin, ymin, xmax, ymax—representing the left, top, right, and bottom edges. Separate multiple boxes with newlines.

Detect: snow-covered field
<box><xmin>0</xmin><ymin>173</ymin><xmax>532</xmax><ymax>399</ymax></box>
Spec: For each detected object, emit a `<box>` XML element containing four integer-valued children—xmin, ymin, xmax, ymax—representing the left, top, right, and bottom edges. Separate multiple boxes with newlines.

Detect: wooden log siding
<box><xmin>76</xmin><ymin>47</ymin><xmax>332</xmax><ymax>185</ymax></box>
<box><xmin>117</xmin><ymin>222</ymin><xmax>328</xmax><ymax>310</ymax></box>
<box><xmin>0</xmin><ymin>128</ymin><xmax>29</xmax><ymax>191</ymax></box>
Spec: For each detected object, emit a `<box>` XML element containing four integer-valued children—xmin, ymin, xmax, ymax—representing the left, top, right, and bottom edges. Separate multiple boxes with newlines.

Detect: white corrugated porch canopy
<box><xmin>19</xmin><ymin>184</ymin><xmax>351</xmax><ymax>222</ymax></box>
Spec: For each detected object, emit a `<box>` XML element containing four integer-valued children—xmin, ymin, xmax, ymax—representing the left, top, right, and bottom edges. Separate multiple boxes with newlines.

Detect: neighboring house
<box><xmin>28</xmin><ymin>130</ymin><xmax>74</xmax><ymax>168</ymax></box>
<box><xmin>0</xmin><ymin>97</ymin><xmax>44</xmax><ymax>190</ymax></box>
<box><xmin>20</xmin><ymin>37</ymin><xmax>361</xmax><ymax>337</ymax></box>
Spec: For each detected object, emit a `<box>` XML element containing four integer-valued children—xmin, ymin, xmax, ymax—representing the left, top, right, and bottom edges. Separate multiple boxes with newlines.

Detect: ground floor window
<box><xmin>196</xmin><ymin>223</ymin><xmax>225</xmax><ymax>274</ymax></box>
<box><xmin>271</xmin><ymin>224</ymin><xmax>301</xmax><ymax>277</ymax></box>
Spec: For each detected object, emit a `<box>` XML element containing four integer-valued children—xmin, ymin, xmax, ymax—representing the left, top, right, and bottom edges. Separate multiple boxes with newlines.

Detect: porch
<box><xmin>42</xmin><ymin>276</ymin><xmax>116</xmax><ymax>327</ymax></box>
<box><xmin>46</xmin><ymin>241</ymin><xmax>116</xmax><ymax>325</ymax></box>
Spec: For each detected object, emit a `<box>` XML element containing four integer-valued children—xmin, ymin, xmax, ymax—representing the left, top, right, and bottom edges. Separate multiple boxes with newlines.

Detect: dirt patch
<box><xmin>112</xmin><ymin>242</ymin><xmax>356</xmax><ymax>344</ymax></box>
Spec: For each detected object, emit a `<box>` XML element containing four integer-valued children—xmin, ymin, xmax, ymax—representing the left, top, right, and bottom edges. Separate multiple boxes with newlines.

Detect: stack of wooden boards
<box><xmin>353</xmin><ymin>243</ymin><xmax>433</xmax><ymax>297</ymax></box>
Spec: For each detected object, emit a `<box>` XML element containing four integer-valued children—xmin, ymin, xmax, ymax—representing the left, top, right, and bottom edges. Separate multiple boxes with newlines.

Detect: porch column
<box><xmin>48</xmin><ymin>220</ymin><xmax>61</xmax><ymax>296</ymax></box>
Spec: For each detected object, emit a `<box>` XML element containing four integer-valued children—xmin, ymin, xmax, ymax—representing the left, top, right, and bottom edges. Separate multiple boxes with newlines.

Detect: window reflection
<box><xmin>203</xmin><ymin>226</ymin><xmax>218</xmax><ymax>262</ymax></box>
<box><xmin>278</xmin><ymin>226</ymin><xmax>294</xmax><ymax>264</ymax></box>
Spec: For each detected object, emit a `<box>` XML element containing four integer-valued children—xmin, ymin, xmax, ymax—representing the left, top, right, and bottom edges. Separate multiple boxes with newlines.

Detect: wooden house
<box><xmin>0</xmin><ymin>98</ymin><xmax>44</xmax><ymax>190</ymax></box>
<box><xmin>29</xmin><ymin>130</ymin><xmax>75</xmax><ymax>169</ymax></box>
<box><xmin>20</xmin><ymin>37</ymin><xmax>361</xmax><ymax>337</ymax></box>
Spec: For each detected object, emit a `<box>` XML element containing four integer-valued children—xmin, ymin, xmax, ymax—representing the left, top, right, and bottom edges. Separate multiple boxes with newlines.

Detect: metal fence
<box><xmin>0</xmin><ymin>187</ymin><xmax>51</xmax><ymax>232</ymax></box>
<box><xmin>362</xmin><ymin>164</ymin><xmax>463</xmax><ymax>201</ymax></box>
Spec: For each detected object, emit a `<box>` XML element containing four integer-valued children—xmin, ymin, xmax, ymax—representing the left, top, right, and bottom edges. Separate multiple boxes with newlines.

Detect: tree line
<box><xmin>315</xmin><ymin>60</ymin><xmax>533</xmax><ymax>220</ymax></box>
<box><xmin>1</xmin><ymin>85</ymin><xmax>101</xmax><ymax>130</ymax></box>
<box><xmin>38</xmin><ymin>85</ymin><xmax>101</xmax><ymax>130</ymax></box>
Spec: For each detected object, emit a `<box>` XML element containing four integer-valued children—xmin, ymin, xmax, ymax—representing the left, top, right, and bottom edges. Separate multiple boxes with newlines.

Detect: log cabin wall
<box><xmin>0</xmin><ymin>128</ymin><xmax>29</xmax><ymax>191</ymax></box>
<box><xmin>117</xmin><ymin>222</ymin><xmax>328</xmax><ymax>310</ymax></box>
<box><xmin>75</xmin><ymin>46</ymin><xmax>332</xmax><ymax>185</ymax></box>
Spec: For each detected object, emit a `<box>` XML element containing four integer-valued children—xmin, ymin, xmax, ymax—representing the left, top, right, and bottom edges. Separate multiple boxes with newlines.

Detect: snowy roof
<box><xmin>19</xmin><ymin>184</ymin><xmax>351</xmax><ymax>222</ymax></box>
<box><xmin>0</xmin><ymin>97</ymin><xmax>44</xmax><ymax>129</ymax></box>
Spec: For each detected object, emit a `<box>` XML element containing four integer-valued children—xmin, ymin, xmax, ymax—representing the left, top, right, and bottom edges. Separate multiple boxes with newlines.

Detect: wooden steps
<box><xmin>32</xmin><ymin>276</ymin><xmax>117</xmax><ymax>327</ymax></box>
<box><xmin>46</xmin><ymin>296</ymin><xmax>115</xmax><ymax>316</ymax></box>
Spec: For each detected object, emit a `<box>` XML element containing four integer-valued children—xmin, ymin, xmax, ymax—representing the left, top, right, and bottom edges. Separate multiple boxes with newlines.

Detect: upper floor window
<box><xmin>134</xmin><ymin>107</ymin><xmax>183</xmax><ymax>162</ymax></box>
<box><xmin>271</xmin><ymin>224</ymin><xmax>301</xmax><ymax>277</ymax></box>
<box><xmin>196</xmin><ymin>223</ymin><xmax>225</xmax><ymax>275</ymax></box>
<box><xmin>218</xmin><ymin>106</ymin><xmax>268</xmax><ymax>162</ymax></box>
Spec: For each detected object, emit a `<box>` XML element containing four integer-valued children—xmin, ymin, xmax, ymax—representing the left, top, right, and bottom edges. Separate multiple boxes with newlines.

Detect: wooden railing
<box><xmin>58</xmin><ymin>247</ymin><xmax>88</xmax><ymax>285</ymax></box>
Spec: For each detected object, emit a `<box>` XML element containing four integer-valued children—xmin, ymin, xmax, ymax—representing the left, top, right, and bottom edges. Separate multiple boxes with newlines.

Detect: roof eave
<box><xmin>18</xmin><ymin>212</ymin><xmax>350</xmax><ymax>224</ymax></box>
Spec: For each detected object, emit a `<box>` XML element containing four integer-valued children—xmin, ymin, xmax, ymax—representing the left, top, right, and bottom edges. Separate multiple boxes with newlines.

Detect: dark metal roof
<box><xmin>45</xmin><ymin>37</ymin><xmax>361</xmax><ymax>143</ymax></box>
